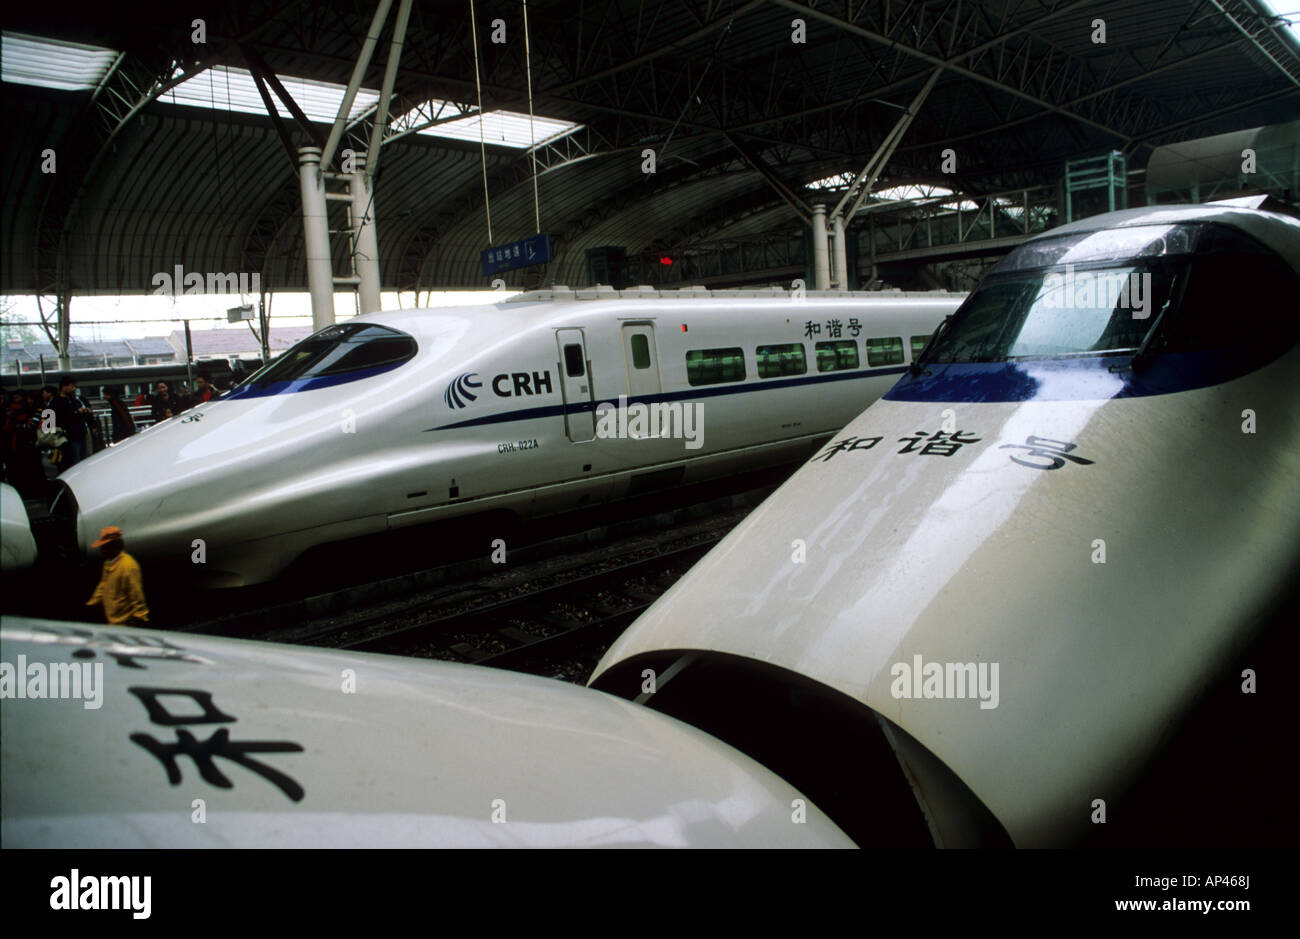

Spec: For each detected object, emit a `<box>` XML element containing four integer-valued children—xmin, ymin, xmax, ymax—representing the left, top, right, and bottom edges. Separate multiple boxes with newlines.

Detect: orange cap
<box><xmin>91</xmin><ymin>526</ymin><xmax>124</xmax><ymax>547</ymax></box>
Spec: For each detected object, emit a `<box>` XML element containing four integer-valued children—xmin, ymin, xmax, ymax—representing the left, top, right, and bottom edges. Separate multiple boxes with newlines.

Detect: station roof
<box><xmin>3</xmin><ymin>0</ymin><xmax>1298</xmax><ymax>297</ymax></box>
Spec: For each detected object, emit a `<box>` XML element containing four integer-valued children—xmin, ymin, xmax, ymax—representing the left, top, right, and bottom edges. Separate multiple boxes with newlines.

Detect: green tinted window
<box><xmin>815</xmin><ymin>340</ymin><xmax>859</xmax><ymax>372</ymax></box>
<box><xmin>630</xmin><ymin>334</ymin><xmax>651</xmax><ymax>369</ymax></box>
<box><xmin>909</xmin><ymin>335</ymin><xmax>931</xmax><ymax>362</ymax></box>
<box><xmin>755</xmin><ymin>343</ymin><xmax>806</xmax><ymax>378</ymax></box>
<box><xmin>686</xmin><ymin>348</ymin><xmax>746</xmax><ymax>386</ymax></box>
<box><xmin>866</xmin><ymin>336</ymin><xmax>904</xmax><ymax>366</ymax></box>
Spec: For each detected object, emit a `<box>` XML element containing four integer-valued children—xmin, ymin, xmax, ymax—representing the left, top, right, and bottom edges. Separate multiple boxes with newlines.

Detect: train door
<box><xmin>621</xmin><ymin>323</ymin><xmax>662</xmax><ymax>397</ymax></box>
<box><xmin>555</xmin><ymin>328</ymin><xmax>595</xmax><ymax>442</ymax></box>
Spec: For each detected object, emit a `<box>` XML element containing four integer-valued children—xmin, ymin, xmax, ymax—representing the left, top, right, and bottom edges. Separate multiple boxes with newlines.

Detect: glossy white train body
<box><xmin>54</xmin><ymin>289</ymin><xmax>958</xmax><ymax>586</ymax></box>
<box><xmin>0</xmin><ymin>617</ymin><xmax>851</xmax><ymax>847</ymax></box>
<box><xmin>1</xmin><ymin>483</ymin><xmax>37</xmax><ymax>572</ymax></box>
<box><xmin>590</xmin><ymin>202</ymin><xmax>1300</xmax><ymax>847</ymax></box>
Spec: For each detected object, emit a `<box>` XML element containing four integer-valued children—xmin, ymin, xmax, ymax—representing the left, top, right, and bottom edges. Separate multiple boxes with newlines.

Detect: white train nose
<box><xmin>0</xmin><ymin>483</ymin><xmax>38</xmax><ymax>571</ymax></box>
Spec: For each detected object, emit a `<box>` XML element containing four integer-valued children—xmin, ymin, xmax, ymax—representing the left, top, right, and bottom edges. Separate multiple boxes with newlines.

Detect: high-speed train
<box><xmin>1</xmin><ymin>483</ymin><xmax>37</xmax><ymax>572</ymax></box>
<box><xmin>6</xmin><ymin>201</ymin><xmax>1295</xmax><ymax>849</ymax></box>
<box><xmin>0</xmin><ymin>617</ymin><xmax>851</xmax><ymax>848</ymax></box>
<box><xmin>589</xmin><ymin>200</ymin><xmax>1300</xmax><ymax>847</ymax></box>
<box><xmin>48</xmin><ymin>288</ymin><xmax>959</xmax><ymax>586</ymax></box>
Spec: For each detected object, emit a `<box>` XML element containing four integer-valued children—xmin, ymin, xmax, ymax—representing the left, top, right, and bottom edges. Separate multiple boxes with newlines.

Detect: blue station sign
<box><xmin>481</xmin><ymin>233</ymin><xmax>554</xmax><ymax>277</ymax></box>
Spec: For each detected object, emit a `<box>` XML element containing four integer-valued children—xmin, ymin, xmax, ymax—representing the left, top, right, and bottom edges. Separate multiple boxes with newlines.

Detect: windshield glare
<box><xmin>925</xmin><ymin>222</ymin><xmax>1214</xmax><ymax>364</ymax></box>
<box><xmin>928</xmin><ymin>260</ymin><xmax>1180</xmax><ymax>363</ymax></box>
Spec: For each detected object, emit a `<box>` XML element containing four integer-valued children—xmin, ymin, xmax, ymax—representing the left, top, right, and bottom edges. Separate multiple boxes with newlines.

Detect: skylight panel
<box><xmin>1</xmin><ymin>32</ymin><xmax>119</xmax><ymax>92</ymax></box>
<box><xmin>802</xmin><ymin>178</ymin><xmax>958</xmax><ymax>204</ymax></box>
<box><xmin>805</xmin><ymin>172</ymin><xmax>856</xmax><ymax>190</ymax></box>
<box><xmin>160</xmin><ymin>66</ymin><xmax>379</xmax><ymax>123</ymax></box>
<box><xmin>397</xmin><ymin>100</ymin><xmax>579</xmax><ymax>149</ymax></box>
<box><xmin>873</xmin><ymin>184</ymin><xmax>954</xmax><ymax>201</ymax></box>
<box><xmin>1258</xmin><ymin>1</ymin><xmax>1300</xmax><ymax>41</ymax></box>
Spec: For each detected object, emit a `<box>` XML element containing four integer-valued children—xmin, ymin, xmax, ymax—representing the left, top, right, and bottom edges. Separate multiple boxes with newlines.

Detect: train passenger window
<box><xmin>241</xmin><ymin>323</ymin><xmax>416</xmax><ymax>386</ymax></box>
<box><xmin>685</xmin><ymin>348</ymin><xmax>746</xmax><ymax>386</ymax></box>
<box><xmin>563</xmin><ymin>343</ymin><xmax>586</xmax><ymax>377</ymax></box>
<box><xmin>630</xmin><ymin>334</ymin><xmax>652</xmax><ymax>369</ymax></box>
<box><xmin>815</xmin><ymin>340</ymin><xmax>858</xmax><ymax>372</ymax></box>
<box><xmin>755</xmin><ymin>343</ymin><xmax>807</xmax><ymax>378</ymax></box>
<box><xmin>909</xmin><ymin>336</ymin><xmax>931</xmax><ymax>361</ymax></box>
<box><xmin>866</xmin><ymin>337</ymin><xmax>904</xmax><ymax>366</ymax></box>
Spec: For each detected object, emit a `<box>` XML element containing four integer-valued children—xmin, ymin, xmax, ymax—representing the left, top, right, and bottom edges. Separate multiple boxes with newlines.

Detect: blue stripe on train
<box><xmin>221</xmin><ymin>362</ymin><xmax>409</xmax><ymax>400</ymax></box>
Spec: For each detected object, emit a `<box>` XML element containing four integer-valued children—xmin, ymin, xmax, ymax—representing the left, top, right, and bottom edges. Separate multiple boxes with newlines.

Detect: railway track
<box><xmin>338</xmin><ymin>529</ymin><xmax>718</xmax><ymax>666</ymax></box>
<box><xmin>179</xmin><ymin>484</ymin><xmax>772</xmax><ymax>679</ymax></box>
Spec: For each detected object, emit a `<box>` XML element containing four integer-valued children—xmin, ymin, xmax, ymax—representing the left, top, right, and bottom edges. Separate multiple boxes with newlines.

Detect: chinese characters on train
<box><xmin>33</xmin><ymin>626</ymin><xmax>306</xmax><ymax>802</ymax></box>
<box><xmin>811</xmin><ymin>432</ymin><xmax>1095</xmax><ymax>469</ymax></box>
<box><xmin>804</xmin><ymin>319</ymin><xmax>863</xmax><ymax>339</ymax></box>
<box><xmin>129</xmin><ymin>687</ymin><xmax>305</xmax><ymax>802</ymax></box>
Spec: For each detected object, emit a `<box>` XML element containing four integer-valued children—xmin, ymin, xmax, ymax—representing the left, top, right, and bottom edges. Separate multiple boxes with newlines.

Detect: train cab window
<box><xmin>755</xmin><ymin>343</ymin><xmax>807</xmax><ymax>378</ymax></box>
<box><xmin>918</xmin><ymin>221</ymin><xmax>1300</xmax><ymax>367</ymax></box>
<box><xmin>563</xmin><ymin>343</ymin><xmax>586</xmax><ymax>377</ymax></box>
<box><xmin>921</xmin><ymin>223</ymin><xmax>1201</xmax><ymax>363</ymax></box>
<box><xmin>815</xmin><ymin>340</ymin><xmax>859</xmax><ymax>372</ymax></box>
<box><xmin>630</xmin><ymin>334</ymin><xmax>652</xmax><ymax>369</ymax></box>
<box><xmin>866</xmin><ymin>337</ymin><xmax>904</xmax><ymax>366</ymax></box>
<box><xmin>685</xmin><ymin>347</ymin><xmax>746</xmax><ymax>386</ymax></box>
<box><xmin>242</xmin><ymin>323</ymin><xmax>416</xmax><ymax>385</ymax></box>
<box><xmin>909</xmin><ymin>336</ymin><xmax>931</xmax><ymax>362</ymax></box>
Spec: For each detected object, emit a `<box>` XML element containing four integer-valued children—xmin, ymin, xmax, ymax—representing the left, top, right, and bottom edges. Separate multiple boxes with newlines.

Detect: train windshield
<box><xmin>922</xmin><ymin>224</ymin><xmax>1195</xmax><ymax>364</ymax></box>
<box><xmin>239</xmin><ymin>323</ymin><xmax>417</xmax><ymax>386</ymax></box>
<box><xmin>920</xmin><ymin>222</ymin><xmax>1300</xmax><ymax>365</ymax></box>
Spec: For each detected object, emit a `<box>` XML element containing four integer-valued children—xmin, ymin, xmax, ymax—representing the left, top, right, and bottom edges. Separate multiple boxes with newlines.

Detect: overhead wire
<box><xmin>469</xmin><ymin>0</ymin><xmax>493</xmax><ymax>244</ymax></box>
<box><xmin>523</xmin><ymin>0</ymin><xmax>540</xmax><ymax>233</ymax></box>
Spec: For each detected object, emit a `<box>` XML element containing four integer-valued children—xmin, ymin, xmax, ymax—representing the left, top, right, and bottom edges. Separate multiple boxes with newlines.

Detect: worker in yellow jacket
<box><xmin>85</xmin><ymin>526</ymin><xmax>150</xmax><ymax>625</ymax></box>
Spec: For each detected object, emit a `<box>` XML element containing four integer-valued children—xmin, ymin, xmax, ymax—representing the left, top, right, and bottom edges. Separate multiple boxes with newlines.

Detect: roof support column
<box><xmin>321</xmin><ymin>0</ymin><xmax>395</xmax><ymax>172</ymax></box>
<box><xmin>810</xmin><ymin>204</ymin><xmax>831</xmax><ymax>290</ymax></box>
<box><xmin>366</xmin><ymin>0</ymin><xmax>414</xmax><ymax>181</ymax></box>
<box><xmin>56</xmin><ymin>292</ymin><xmax>71</xmax><ymax>371</ymax></box>
<box><xmin>298</xmin><ymin>147</ymin><xmax>335</xmax><ymax>330</ymax></box>
<box><xmin>831</xmin><ymin>216</ymin><xmax>849</xmax><ymax>291</ymax></box>
<box><xmin>349</xmin><ymin>153</ymin><xmax>382</xmax><ymax>315</ymax></box>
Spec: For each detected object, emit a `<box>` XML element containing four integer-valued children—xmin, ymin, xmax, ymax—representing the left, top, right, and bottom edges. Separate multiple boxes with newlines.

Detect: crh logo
<box><xmin>444</xmin><ymin>372</ymin><xmax>482</xmax><ymax>409</ymax></box>
<box><xmin>492</xmin><ymin>370</ymin><xmax>553</xmax><ymax>397</ymax></box>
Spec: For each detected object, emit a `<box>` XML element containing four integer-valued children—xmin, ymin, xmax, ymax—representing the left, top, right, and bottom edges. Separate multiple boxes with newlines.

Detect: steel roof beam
<box><xmin>896</xmin><ymin>38</ymin><xmax>1247</xmax><ymax>153</ymax></box>
<box><xmin>240</xmin><ymin>42</ymin><xmax>325</xmax><ymax>147</ymax></box>
<box><xmin>831</xmin><ymin>67</ymin><xmax>942</xmax><ymax>225</ymax></box>
<box><xmin>366</xmin><ymin>0</ymin><xmax>413</xmax><ymax>179</ymax></box>
<box><xmin>1209</xmin><ymin>0</ymin><xmax>1300</xmax><ymax>88</ymax></box>
<box><xmin>768</xmin><ymin>0</ymin><xmax>1137</xmax><ymax>144</ymax></box>
<box><xmin>723</xmin><ymin>132</ymin><xmax>812</xmax><ymax>221</ymax></box>
<box><xmin>320</xmin><ymin>0</ymin><xmax>394</xmax><ymax>172</ymax></box>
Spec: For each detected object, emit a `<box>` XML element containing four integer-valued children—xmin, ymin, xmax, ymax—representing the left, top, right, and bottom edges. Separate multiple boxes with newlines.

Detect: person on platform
<box><xmin>50</xmin><ymin>376</ymin><xmax>92</xmax><ymax>469</ymax></box>
<box><xmin>191</xmin><ymin>373</ymin><xmax>218</xmax><ymax>405</ymax></box>
<box><xmin>104</xmin><ymin>388</ymin><xmax>137</xmax><ymax>443</ymax></box>
<box><xmin>85</xmin><ymin>526</ymin><xmax>149</xmax><ymax>625</ymax></box>
<box><xmin>2</xmin><ymin>390</ymin><xmax>46</xmax><ymax>497</ymax></box>
<box><xmin>134</xmin><ymin>381</ymin><xmax>176</xmax><ymax>424</ymax></box>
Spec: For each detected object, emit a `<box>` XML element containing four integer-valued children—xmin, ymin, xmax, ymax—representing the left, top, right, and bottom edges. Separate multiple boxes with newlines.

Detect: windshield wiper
<box><xmin>1112</xmin><ymin>267</ymin><xmax>1186</xmax><ymax>373</ymax></box>
<box><xmin>909</xmin><ymin>314</ymin><xmax>954</xmax><ymax>376</ymax></box>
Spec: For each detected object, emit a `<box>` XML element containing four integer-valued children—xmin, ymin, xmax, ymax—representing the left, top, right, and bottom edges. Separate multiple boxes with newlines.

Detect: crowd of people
<box><xmin>1</xmin><ymin>373</ymin><xmax>223</xmax><ymax>495</ymax></box>
<box><xmin>2</xmin><ymin>376</ymin><xmax>174</xmax><ymax>629</ymax></box>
